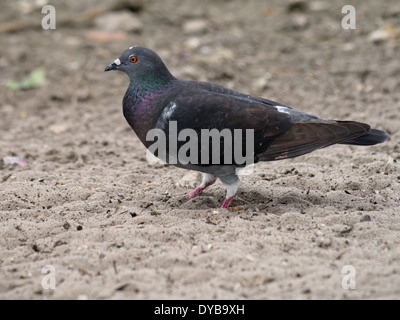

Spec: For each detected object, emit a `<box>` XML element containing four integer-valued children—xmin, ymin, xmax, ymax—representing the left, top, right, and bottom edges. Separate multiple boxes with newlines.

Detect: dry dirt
<box><xmin>0</xmin><ymin>0</ymin><xmax>399</xmax><ymax>299</ymax></box>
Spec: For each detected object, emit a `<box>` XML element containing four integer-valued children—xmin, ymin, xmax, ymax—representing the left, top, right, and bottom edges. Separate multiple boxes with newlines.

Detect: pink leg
<box><xmin>219</xmin><ymin>176</ymin><xmax>240</xmax><ymax>210</ymax></box>
<box><xmin>186</xmin><ymin>174</ymin><xmax>216</xmax><ymax>199</ymax></box>
<box><xmin>221</xmin><ymin>196</ymin><xmax>234</xmax><ymax>209</ymax></box>
<box><xmin>186</xmin><ymin>187</ymin><xmax>202</xmax><ymax>199</ymax></box>
<box><xmin>186</xmin><ymin>180</ymin><xmax>216</xmax><ymax>199</ymax></box>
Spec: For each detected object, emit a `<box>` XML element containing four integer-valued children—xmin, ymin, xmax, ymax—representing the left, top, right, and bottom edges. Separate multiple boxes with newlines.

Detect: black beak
<box><xmin>104</xmin><ymin>62</ymin><xmax>117</xmax><ymax>72</ymax></box>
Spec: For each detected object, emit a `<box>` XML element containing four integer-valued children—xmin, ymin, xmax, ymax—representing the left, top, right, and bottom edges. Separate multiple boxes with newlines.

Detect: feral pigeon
<box><xmin>105</xmin><ymin>46</ymin><xmax>390</xmax><ymax>209</ymax></box>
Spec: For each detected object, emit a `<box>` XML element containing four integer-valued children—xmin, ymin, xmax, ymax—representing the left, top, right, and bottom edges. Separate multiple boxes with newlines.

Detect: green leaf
<box><xmin>7</xmin><ymin>68</ymin><xmax>46</xmax><ymax>91</ymax></box>
<box><xmin>7</xmin><ymin>80</ymin><xmax>20</xmax><ymax>91</ymax></box>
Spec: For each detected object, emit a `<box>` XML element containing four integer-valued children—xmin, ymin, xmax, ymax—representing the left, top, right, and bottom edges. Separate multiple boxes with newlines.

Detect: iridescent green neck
<box><xmin>141</xmin><ymin>73</ymin><xmax>171</xmax><ymax>90</ymax></box>
<box><xmin>128</xmin><ymin>69</ymin><xmax>176</xmax><ymax>92</ymax></box>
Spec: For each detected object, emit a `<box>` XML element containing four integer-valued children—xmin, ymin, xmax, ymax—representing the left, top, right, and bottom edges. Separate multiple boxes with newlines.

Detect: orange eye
<box><xmin>130</xmin><ymin>56</ymin><xmax>138</xmax><ymax>63</ymax></box>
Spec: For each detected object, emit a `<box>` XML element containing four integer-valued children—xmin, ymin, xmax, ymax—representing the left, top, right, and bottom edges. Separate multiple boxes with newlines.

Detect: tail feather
<box><xmin>340</xmin><ymin>129</ymin><xmax>390</xmax><ymax>146</ymax></box>
<box><xmin>259</xmin><ymin>121</ymin><xmax>372</xmax><ymax>161</ymax></box>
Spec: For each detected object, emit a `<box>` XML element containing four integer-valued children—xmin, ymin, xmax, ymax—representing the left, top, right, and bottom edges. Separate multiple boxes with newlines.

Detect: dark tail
<box><xmin>340</xmin><ymin>129</ymin><xmax>390</xmax><ymax>146</ymax></box>
<box><xmin>259</xmin><ymin>121</ymin><xmax>371</xmax><ymax>161</ymax></box>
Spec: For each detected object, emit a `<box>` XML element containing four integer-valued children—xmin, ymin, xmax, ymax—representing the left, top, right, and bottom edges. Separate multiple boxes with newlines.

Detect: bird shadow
<box><xmin>167</xmin><ymin>193</ymin><xmax>220</xmax><ymax>210</ymax></box>
<box><xmin>241</xmin><ymin>187</ymin><xmax>331</xmax><ymax>214</ymax></box>
<box><xmin>167</xmin><ymin>187</ymin><xmax>329</xmax><ymax>214</ymax></box>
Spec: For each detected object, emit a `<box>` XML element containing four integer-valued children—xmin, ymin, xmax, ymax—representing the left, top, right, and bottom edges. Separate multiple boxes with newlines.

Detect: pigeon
<box><xmin>105</xmin><ymin>46</ymin><xmax>390</xmax><ymax>209</ymax></box>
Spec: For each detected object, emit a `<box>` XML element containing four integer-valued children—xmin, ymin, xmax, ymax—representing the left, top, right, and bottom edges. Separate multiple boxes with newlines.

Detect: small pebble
<box><xmin>183</xmin><ymin>19</ymin><xmax>208</xmax><ymax>34</ymax></box>
<box><xmin>360</xmin><ymin>215</ymin><xmax>371</xmax><ymax>222</ymax></box>
<box><xmin>368</xmin><ymin>29</ymin><xmax>390</xmax><ymax>44</ymax></box>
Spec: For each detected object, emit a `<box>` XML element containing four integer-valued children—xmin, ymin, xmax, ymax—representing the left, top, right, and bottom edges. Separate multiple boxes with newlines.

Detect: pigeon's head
<box><xmin>105</xmin><ymin>46</ymin><xmax>175</xmax><ymax>85</ymax></box>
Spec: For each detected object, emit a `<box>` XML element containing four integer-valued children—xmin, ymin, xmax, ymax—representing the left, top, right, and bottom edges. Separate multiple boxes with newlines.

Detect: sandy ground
<box><xmin>0</xmin><ymin>0</ymin><xmax>399</xmax><ymax>299</ymax></box>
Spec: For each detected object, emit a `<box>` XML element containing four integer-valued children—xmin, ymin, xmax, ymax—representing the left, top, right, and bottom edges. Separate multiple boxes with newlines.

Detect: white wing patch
<box><xmin>162</xmin><ymin>102</ymin><xmax>178</xmax><ymax>120</ymax></box>
<box><xmin>275</xmin><ymin>106</ymin><xmax>290</xmax><ymax>114</ymax></box>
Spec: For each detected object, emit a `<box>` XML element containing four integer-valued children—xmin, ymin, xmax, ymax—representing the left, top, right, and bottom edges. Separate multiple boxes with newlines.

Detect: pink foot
<box><xmin>186</xmin><ymin>187</ymin><xmax>203</xmax><ymax>199</ymax></box>
<box><xmin>221</xmin><ymin>196</ymin><xmax>234</xmax><ymax>210</ymax></box>
<box><xmin>186</xmin><ymin>180</ymin><xmax>216</xmax><ymax>199</ymax></box>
